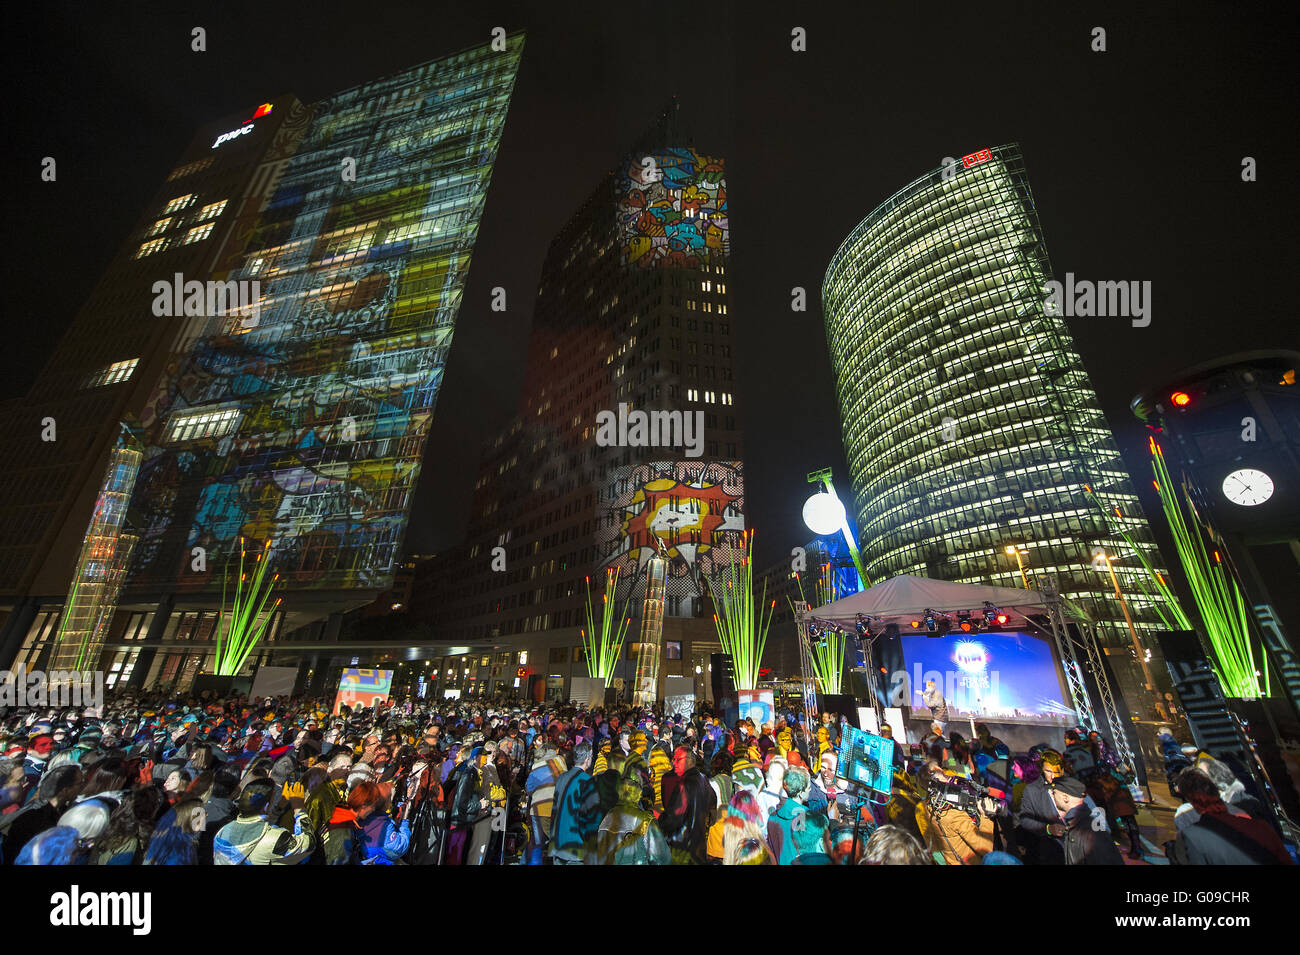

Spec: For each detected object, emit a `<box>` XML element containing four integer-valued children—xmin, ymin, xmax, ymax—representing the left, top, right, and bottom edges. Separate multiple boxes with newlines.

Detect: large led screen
<box><xmin>897</xmin><ymin>631</ymin><xmax>1074</xmax><ymax>725</ymax></box>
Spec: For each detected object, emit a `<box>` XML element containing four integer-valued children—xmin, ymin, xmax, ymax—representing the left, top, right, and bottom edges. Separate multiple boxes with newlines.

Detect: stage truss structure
<box><xmin>1041</xmin><ymin>575</ymin><xmax>1137</xmax><ymax>771</ymax></box>
<box><xmin>793</xmin><ymin>601</ymin><xmax>820</xmax><ymax>755</ymax></box>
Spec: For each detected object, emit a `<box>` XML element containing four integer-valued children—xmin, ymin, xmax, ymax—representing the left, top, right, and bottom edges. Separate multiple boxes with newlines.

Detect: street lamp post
<box><xmin>1004</xmin><ymin>544</ymin><xmax>1030</xmax><ymax>589</ymax></box>
<box><xmin>803</xmin><ymin>468</ymin><xmax>870</xmax><ymax>592</ymax></box>
<box><xmin>1101</xmin><ymin>551</ymin><xmax>1169</xmax><ymax>721</ymax></box>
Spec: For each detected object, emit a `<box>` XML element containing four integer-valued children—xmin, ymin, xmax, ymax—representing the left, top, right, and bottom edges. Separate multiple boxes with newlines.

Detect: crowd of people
<box><xmin>1</xmin><ymin>689</ymin><xmax>1294</xmax><ymax>866</ymax></box>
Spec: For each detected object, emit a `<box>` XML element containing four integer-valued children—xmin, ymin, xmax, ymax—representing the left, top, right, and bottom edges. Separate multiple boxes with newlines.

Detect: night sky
<box><xmin>6</xmin><ymin>2</ymin><xmax>1296</xmax><ymax>573</ymax></box>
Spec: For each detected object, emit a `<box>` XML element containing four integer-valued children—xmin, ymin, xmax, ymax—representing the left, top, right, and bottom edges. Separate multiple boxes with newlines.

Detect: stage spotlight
<box><xmin>922</xmin><ymin>609</ymin><xmax>948</xmax><ymax>638</ymax></box>
<box><xmin>1170</xmin><ymin>390</ymin><xmax>1191</xmax><ymax>407</ymax></box>
<box><xmin>957</xmin><ymin>611</ymin><xmax>973</xmax><ymax>633</ymax></box>
<box><xmin>910</xmin><ymin>619</ymin><xmax>921</xmax><ymax>629</ymax></box>
<box><xmin>982</xmin><ymin>601</ymin><xmax>1009</xmax><ymax>629</ymax></box>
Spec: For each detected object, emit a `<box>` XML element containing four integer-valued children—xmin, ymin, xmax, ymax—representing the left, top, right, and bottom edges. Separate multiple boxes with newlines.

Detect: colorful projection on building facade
<box><xmin>597</xmin><ymin>460</ymin><xmax>744</xmax><ymax>614</ymax></box>
<box><xmin>128</xmin><ymin>39</ymin><xmax>524</xmax><ymax>595</ymax></box>
<box><xmin>615</xmin><ymin>149</ymin><xmax>728</xmax><ymax>270</ymax></box>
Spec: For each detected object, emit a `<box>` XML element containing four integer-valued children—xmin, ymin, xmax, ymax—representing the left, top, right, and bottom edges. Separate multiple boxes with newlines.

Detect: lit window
<box><xmin>164</xmin><ymin>194</ymin><xmax>196</xmax><ymax>214</ymax></box>
<box><xmin>135</xmin><ymin>238</ymin><xmax>168</xmax><ymax>259</ymax></box>
<box><xmin>148</xmin><ymin>217</ymin><xmax>172</xmax><ymax>237</ymax></box>
<box><xmin>721</xmin><ymin>392</ymin><xmax>733</xmax><ymax>406</ymax></box>
<box><xmin>196</xmin><ymin>199</ymin><xmax>228</xmax><ymax>220</ymax></box>
<box><xmin>87</xmin><ymin>358</ymin><xmax>139</xmax><ymax>388</ymax></box>
<box><xmin>705</xmin><ymin>391</ymin><xmax>715</xmax><ymax>404</ymax></box>
<box><xmin>184</xmin><ymin>222</ymin><xmax>215</xmax><ymax>244</ymax></box>
<box><xmin>687</xmin><ymin>388</ymin><xmax>699</xmax><ymax>402</ymax></box>
<box><xmin>164</xmin><ymin>408</ymin><xmax>241</xmax><ymax>443</ymax></box>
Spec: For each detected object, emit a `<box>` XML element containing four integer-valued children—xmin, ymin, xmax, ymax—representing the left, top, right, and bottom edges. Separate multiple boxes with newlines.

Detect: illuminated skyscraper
<box><xmin>0</xmin><ymin>95</ymin><xmax>311</xmax><ymax>678</ymax></box>
<box><xmin>822</xmin><ymin>144</ymin><xmax>1169</xmax><ymax>653</ymax></box>
<box><xmin>412</xmin><ymin>107</ymin><xmax>744</xmax><ymax>702</ymax></box>
<box><xmin>0</xmin><ymin>36</ymin><xmax>525</xmax><ymax>689</ymax></box>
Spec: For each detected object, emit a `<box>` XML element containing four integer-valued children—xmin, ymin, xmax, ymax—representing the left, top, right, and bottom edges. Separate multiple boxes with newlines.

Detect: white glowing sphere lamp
<box><xmin>803</xmin><ymin>492</ymin><xmax>846</xmax><ymax>537</ymax></box>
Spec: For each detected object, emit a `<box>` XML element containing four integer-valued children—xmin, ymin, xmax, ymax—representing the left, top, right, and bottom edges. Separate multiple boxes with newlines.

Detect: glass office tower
<box><xmin>822</xmin><ymin>144</ymin><xmax>1167</xmax><ymax>646</ymax></box>
<box><xmin>126</xmin><ymin>37</ymin><xmax>524</xmax><ymax>605</ymax></box>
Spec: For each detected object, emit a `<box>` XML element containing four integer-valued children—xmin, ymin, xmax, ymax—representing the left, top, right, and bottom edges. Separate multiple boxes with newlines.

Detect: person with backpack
<box><xmin>213</xmin><ymin>779</ymin><xmax>313</xmax><ymax>865</ymax></box>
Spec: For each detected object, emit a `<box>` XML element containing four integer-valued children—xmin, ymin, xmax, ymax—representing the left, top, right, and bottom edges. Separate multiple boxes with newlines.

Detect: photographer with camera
<box><xmin>915</xmin><ymin>759</ymin><xmax>995</xmax><ymax>865</ymax></box>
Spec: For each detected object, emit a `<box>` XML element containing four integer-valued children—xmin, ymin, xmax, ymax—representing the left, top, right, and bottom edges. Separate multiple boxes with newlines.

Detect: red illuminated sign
<box><xmin>243</xmin><ymin>103</ymin><xmax>274</xmax><ymax>125</ymax></box>
<box><xmin>961</xmin><ymin>148</ymin><xmax>993</xmax><ymax>167</ymax></box>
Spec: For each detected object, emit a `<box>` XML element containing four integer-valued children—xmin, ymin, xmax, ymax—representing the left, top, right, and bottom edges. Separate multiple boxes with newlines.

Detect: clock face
<box><xmin>1221</xmin><ymin>468</ymin><xmax>1274</xmax><ymax>507</ymax></box>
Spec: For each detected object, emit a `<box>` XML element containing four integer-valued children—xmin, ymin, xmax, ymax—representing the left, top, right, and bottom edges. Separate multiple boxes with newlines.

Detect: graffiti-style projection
<box><xmin>616</xmin><ymin>149</ymin><xmax>728</xmax><ymax>270</ymax></box>
<box><xmin>597</xmin><ymin>460</ymin><xmax>744</xmax><ymax>615</ymax></box>
<box><xmin>128</xmin><ymin>38</ymin><xmax>524</xmax><ymax>595</ymax></box>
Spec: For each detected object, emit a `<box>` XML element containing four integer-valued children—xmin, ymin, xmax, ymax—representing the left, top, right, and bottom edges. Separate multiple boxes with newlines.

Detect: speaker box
<box><xmin>191</xmin><ymin>675</ymin><xmax>253</xmax><ymax>699</ymax></box>
<box><xmin>710</xmin><ymin>652</ymin><xmax>735</xmax><ymax>701</ymax></box>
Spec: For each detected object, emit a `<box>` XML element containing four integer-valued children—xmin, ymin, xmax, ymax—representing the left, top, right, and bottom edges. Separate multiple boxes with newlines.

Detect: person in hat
<box><xmin>213</xmin><ymin>778</ymin><xmax>313</xmax><ymax>865</ymax></box>
<box><xmin>23</xmin><ymin>734</ymin><xmax>55</xmax><ymax>789</ymax></box>
<box><xmin>1051</xmin><ymin>775</ymin><xmax>1124</xmax><ymax>865</ymax></box>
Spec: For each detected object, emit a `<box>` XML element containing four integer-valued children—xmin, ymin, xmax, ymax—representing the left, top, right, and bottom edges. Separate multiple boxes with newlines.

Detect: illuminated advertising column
<box><xmin>633</xmin><ymin>556</ymin><xmax>666</xmax><ymax>705</ymax></box>
<box><xmin>50</xmin><ymin>433</ymin><xmax>143</xmax><ymax>673</ymax></box>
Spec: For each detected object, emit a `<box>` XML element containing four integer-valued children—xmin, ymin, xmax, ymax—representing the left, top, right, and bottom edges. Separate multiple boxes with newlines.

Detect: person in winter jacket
<box><xmin>1</xmin><ymin>764</ymin><xmax>82</xmax><ymax>865</ymax></box>
<box><xmin>213</xmin><ymin>779</ymin><xmax>313</xmax><ymax>865</ymax></box>
<box><xmin>915</xmin><ymin>762</ymin><xmax>994</xmax><ymax>865</ymax></box>
<box><xmin>1016</xmin><ymin>749</ymin><xmax>1068</xmax><ymax>864</ymax></box>
<box><xmin>766</xmin><ymin>765</ymin><xmax>829</xmax><ymax>864</ymax></box>
<box><xmin>1171</xmin><ymin>769</ymin><xmax>1292</xmax><ymax>865</ymax></box>
<box><xmin>658</xmin><ymin>746</ymin><xmax>714</xmax><ymax>864</ymax></box>
<box><xmin>445</xmin><ymin>745</ymin><xmax>482</xmax><ymax>865</ymax></box>
<box><xmin>524</xmin><ymin>744</ymin><xmax>564</xmax><ymax>865</ymax></box>
<box><xmin>1051</xmin><ymin>776</ymin><xmax>1123</xmax><ymax>865</ymax></box>
<box><xmin>303</xmin><ymin>750</ymin><xmax>357</xmax><ymax>865</ymax></box>
<box><xmin>550</xmin><ymin>741</ymin><xmax>601</xmax><ymax>863</ymax></box>
<box><xmin>348</xmin><ymin>781</ymin><xmax>410</xmax><ymax>864</ymax></box>
<box><xmin>586</xmin><ymin>775</ymin><xmax>671</xmax><ymax>865</ymax></box>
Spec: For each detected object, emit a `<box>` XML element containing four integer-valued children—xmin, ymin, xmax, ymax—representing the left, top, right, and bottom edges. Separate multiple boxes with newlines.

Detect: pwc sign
<box><xmin>211</xmin><ymin>102</ymin><xmax>273</xmax><ymax>149</ymax></box>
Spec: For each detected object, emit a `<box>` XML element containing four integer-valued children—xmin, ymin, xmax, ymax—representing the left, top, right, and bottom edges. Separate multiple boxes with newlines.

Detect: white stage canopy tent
<box><xmin>809</xmin><ymin>574</ymin><xmax>1050</xmax><ymax>630</ymax></box>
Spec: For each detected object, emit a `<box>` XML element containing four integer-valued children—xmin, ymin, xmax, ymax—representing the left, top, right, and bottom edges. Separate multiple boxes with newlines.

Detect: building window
<box><xmin>666</xmin><ymin>641</ymin><xmax>682</xmax><ymax>660</ymax></box>
<box><xmin>147</xmin><ymin>217</ymin><xmax>173</xmax><ymax>237</ymax></box>
<box><xmin>168</xmin><ymin>158</ymin><xmax>214</xmax><ymax>181</ymax></box>
<box><xmin>86</xmin><ymin>358</ymin><xmax>139</xmax><ymax>388</ymax></box>
<box><xmin>164</xmin><ymin>407</ymin><xmax>241</xmax><ymax>443</ymax></box>
<box><xmin>135</xmin><ymin>238</ymin><xmax>168</xmax><ymax>259</ymax></box>
<box><xmin>184</xmin><ymin>222</ymin><xmax>215</xmax><ymax>244</ymax></box>
<box><xmin>164</xmin><ymin>194</ymin><xmax>196</xmax><ymax>214</ymax></box>
<box><xmin>197</xmin><ymin>199</ymin><xmax>229</xmax><ymax>220</ymax></box>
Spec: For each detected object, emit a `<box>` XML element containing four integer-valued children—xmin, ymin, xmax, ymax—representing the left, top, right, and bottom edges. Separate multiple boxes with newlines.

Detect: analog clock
<box><xmin>1221</xmin><ymin>468</ymin><xmax>1274</xmax><ymax>506</ymax></box>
